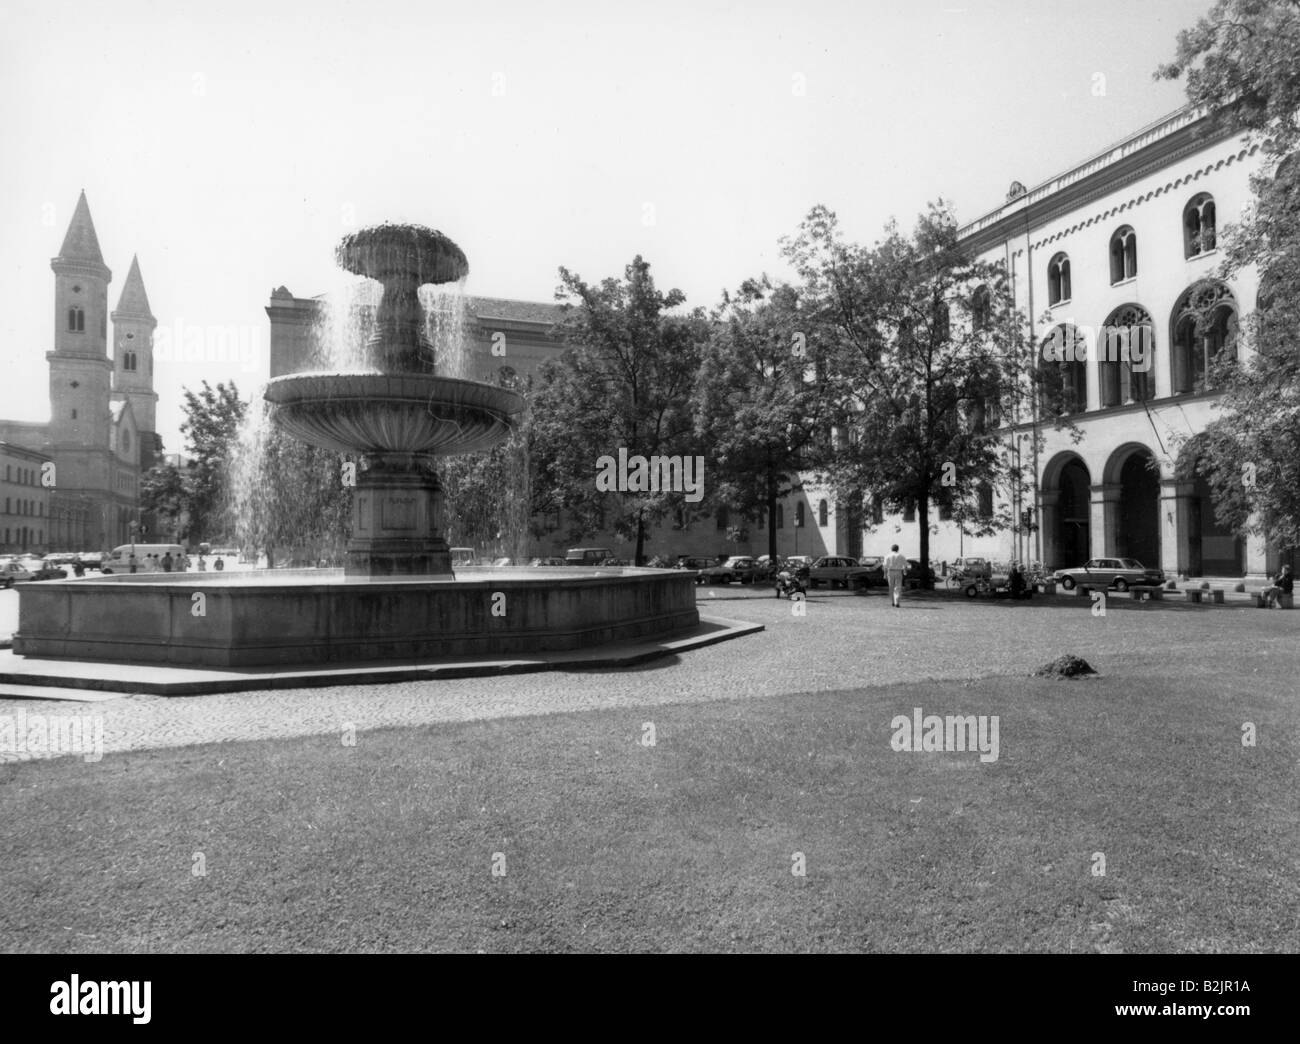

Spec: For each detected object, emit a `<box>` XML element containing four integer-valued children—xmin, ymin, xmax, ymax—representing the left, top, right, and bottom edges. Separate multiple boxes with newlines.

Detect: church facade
<box><xmin>0</xmin><ymin>191</ymin><xmax>158</xmax><ymax>554</ymax></box>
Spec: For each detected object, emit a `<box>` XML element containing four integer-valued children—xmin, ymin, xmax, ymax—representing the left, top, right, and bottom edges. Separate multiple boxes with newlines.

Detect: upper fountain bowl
<box><xmin>336</xmin><ymin>224</ymin><xmax>469</xmax><ymax>286</ymax></box>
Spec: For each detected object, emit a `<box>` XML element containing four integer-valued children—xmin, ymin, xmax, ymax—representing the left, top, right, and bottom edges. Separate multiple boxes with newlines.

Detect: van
<box><xmin>565</xmin><ymin>547</ymin><xmax>615</xmax><ymax>566</ymax></box>
<box><xmin>102</xmin><ymin>543</ymin><xmax>187</xmax><ymax>574</ymax></box>
<box><xmin>450</xmin><ymin>547</ymin><xmax>478</xmax><ymax>566</ymax></box>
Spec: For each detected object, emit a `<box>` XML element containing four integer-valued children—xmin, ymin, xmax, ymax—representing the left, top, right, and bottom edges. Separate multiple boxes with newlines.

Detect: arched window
<box><xmin>1184</xmin><ymin>193</ymin><xmax>1216</xmax><ymax>258</ymax></box>
<box><xmin>795</xmin><ymin>502</ymin><xmax>806</xmax><ymax>528</ymax></box>
<box><xmin>1098</xmin><ymin>305</ymin><xmax>1155</xmax><ymax>406</ymax></box>
<box><xmin>1109</xmin><ymin>225</ymin><xmax>1137</xmax><ymax>283</ymax></box>
<box><xmin>1171</xmin><ymin>281</ymin><xmax>1237</xmax><ymax>394</ymax></box>
<box><xmin>123</xmin><ymin>351</ymin><xmax>137</xmax><ymax>372</ymax></box>
<box><xmin>1047</xmin><ymin>253</ymin><xmax>1071</xmax><ymax>306</ymax></box>
<box><xmin>977</xmin><ymin>481</ymin><xmax>994</xmax><ymax>519</ymax></box>
<box><xmin>1038</xmin><ymin>324</ymin><xmax>1087</xmax><ymax>416</ymax></box>
<box><xmin>871</xmin><ymin>495</ymin><xmax>884</xmax><ymax>525</ymax></box>
<box><xmin>970</xmin><ymin>284</ymin><xmax>991</xmax><ymax>333</ymax></box>
<box><xmin>818</xmin><ymin>499</ymin><xmax>828</xmax><ymax>526</ymax></box>
<box><xmin>68</xmin><ymin>307</ymin><xmax>84</xmax><ymax>332</ymax></box>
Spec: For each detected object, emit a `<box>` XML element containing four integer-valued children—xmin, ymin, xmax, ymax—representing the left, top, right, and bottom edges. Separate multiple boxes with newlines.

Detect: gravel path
<box><xmin>1</xmin><ymin>587</ymin><xmax>1293</xmax><ymax>763</ymax></box>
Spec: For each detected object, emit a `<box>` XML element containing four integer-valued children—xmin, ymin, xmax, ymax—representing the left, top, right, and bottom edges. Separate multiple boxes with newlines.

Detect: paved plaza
<box><xmin>1</xmin><ymin>585</ymin><xmax>1293</xmax><ymax>762</ymax></box>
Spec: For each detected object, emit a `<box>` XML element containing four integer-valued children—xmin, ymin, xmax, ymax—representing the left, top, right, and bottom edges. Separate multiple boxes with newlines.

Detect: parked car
<box><xmin>528</xmin><ymin>557</ymin><xmax>567</xmax><ymax>567</ymax></box>
<box><xmin>808</xmin><ymin>555</ymin><xmax>884</xmax><ymax>589</ymax></box>
<box><xmin>785</xmin><ymin>555</ymin><xmax>815</xmax><ymax>571</ymax></box>
<box><xmin>451</xmin><ymin>547</ymin><xmax>478</xmax><ymax>566</ymax></box>
<box><xmin>1052</xmin><ymin>558</ymin><xmax>1165</xmax><ymax>592</ymax></box>
<box><xmin>76</xmin><ymin>551</ymin><xmax>105</xmax><ymax>570</ymax></box>
<box><xmin>675</xmin><ymin>556</ymin><xmax>713</xmax><ymax>584</ymax></box>
<box><xmin>906</xmin><ymin>559</ymin><xmax>936</xmax><ymax>587</ymax></box>
<box><xmin>565</xmin><ymin>547</ymin><xmax>616</xmax><ymax>566</ymax></box>
<box><xmin>1</xmin><ymin>561</ymin><xmax>35</xmax><ymax>587</ymax></box>
<box><xmin>30</xmin><ymin>563</ymin><xmax>68</xmax><ymax>581</ymax></box>
<box><xmin>753</xmin><ymin>555</ymin><xmax>786</xmax><ymax>581</ymax></box>
<box><xmin>700</xmin><ymin>556</ymin><xmax>758</xmax><ymax>584</ymax></box>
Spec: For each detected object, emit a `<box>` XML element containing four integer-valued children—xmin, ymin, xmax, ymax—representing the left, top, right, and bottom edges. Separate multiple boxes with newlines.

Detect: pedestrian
<box><xmin>161</xmin><ymin>552</ymin><xmax>173</xmax><ymax>573</ymax></box>
<box><xmin>197</xmin><ymin>552</ymin><xmax>206</xmax><ymax>572</ymax></box>
<box><xmin>883</xmin><ymin>544</ymin><xmax>909</xmax><ymax>608</ymax></box>
<box><xmin>1261</xmin><ymin>564</ymin><xmax>1293</xmax><ymax>608</ymax></box>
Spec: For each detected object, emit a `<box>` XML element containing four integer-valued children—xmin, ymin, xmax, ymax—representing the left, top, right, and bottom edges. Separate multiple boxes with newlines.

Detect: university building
<box><xmin>0</xmin><ymin>191</ymin><xmax>158</xmax><ymax>553</ymax></box>
<box><xmin>911</xmin><ymin>104</ymin><xmax>1271</xmax><ymax>578</ymax></box>
<box><xmin>265</xmin><ymin>105</ymin><xmax>1274</xmax><ymax>572</ymax></box>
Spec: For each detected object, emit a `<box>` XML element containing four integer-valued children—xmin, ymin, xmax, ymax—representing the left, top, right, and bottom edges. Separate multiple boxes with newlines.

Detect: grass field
<box><xmin>2</xmin><ymin>666</ymin><xmax>1295</xmax><ymax>952</ymax></box>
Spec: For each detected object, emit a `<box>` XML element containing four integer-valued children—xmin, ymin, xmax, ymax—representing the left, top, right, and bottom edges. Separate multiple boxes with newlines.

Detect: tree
<box><xmin>180</xmin><ymin>380</ymin><xmax>247</xmax><ymax>541</ymax></box>
<box><xmin>1157</xmin><ymin>0</ymin><xmax>1300</xmax><ymax>551</ymax></box>
<box><xmin>782</xmin><ymin>203</ymin><xmax>1028</xmax><ymax>579</ymax></box>
<box><xmin>531</xmin><ymin>256</ymin><xmax>708</xmax><ymax>564</ymax></box>
<box><xmin>695</xmin><ymin>277</ymin><xmax>827</xmax><ymax>561</ymax></box>
<box><xmin>139</xmin><ymin>460</ymin><xmax>187</xmax><ymax>543</ymax></box>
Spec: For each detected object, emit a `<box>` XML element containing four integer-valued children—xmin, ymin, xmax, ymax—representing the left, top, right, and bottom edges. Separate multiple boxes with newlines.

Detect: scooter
<box><xmin>774</xmin><ymin>566</ymin><xmax>808</xmax><ymax>600</ymax></box>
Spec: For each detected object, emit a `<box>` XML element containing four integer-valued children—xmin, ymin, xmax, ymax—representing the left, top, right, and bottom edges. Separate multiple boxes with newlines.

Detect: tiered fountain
<box><xmin>12</xmin><ymin>225</ymin><xmax>700</xmax><ymax>668</ymax></box>
<box><xmin>265</xmin><ymin>225</ymin><xmax>523</xmax><ymax>578</ymax></box>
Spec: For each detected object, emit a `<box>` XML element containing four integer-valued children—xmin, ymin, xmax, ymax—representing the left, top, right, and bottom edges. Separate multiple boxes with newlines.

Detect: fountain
<box><xmin>264</xmin><ymin>225</ymin><xmax>523</xmax><ymax>577</ymax></box>
<box><xmin>8</xmin><ymin>224</ymin><xmax>705</xmax><ymax>670</ymax></box>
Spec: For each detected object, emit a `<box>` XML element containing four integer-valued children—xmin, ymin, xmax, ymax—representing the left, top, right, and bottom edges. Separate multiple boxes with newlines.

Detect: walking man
<box><xmin>884</xmin><ymin>544</ymin><xmax>908</xmax><ymax>608</ymax></box>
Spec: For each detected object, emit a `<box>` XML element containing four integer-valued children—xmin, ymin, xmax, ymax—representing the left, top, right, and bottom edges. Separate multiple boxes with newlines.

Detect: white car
<box><xmin>1</xmin><ymin>561</ymin><xmax>35</xmax><ymax>587</ymax></box>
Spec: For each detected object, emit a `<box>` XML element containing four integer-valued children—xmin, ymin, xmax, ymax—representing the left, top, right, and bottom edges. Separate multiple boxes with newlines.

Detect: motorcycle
<box><xmin>774</xmin><ymin>566</ymin><xmax>809</xmax><ymax>600</ymax></box>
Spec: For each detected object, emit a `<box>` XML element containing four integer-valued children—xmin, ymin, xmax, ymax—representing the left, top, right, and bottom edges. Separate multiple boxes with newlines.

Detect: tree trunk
<box><xmin>917</xmin><ymin>490</ymin><xmax>931</xmax><ymax>589</ymax></box>
<box><xmin>767</xmin><ymin>473</ymin><xmax>779</xmax><ymax>561</ymax></box>
<box><xmin>635</xmin><ymin>508</ymin><xmax>646</xmax><ymax>566</ymax></box>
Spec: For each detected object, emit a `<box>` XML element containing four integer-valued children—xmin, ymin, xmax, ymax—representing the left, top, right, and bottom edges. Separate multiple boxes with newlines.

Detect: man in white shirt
<box><xmin>883</xmin><ymin>544</ymin><xmax>909</xmax><ymax>608</ymax></box>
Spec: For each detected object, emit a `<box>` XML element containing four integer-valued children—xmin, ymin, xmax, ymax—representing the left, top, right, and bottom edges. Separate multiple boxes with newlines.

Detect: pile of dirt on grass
<box><xmin>1032</xmin><ymin>654</ymin><xmax>1098</xmax><ymax>679</ymax></box>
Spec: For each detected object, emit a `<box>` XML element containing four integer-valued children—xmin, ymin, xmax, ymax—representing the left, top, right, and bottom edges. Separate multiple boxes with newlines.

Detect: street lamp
<box><xmin>128</xmin><ymin>520</ymin><xmax>140</xmax><ymax>574</ymax></box>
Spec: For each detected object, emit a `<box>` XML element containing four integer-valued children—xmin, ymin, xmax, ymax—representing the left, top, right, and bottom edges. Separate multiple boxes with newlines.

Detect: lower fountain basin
<box><xmin>13</xmin><ymin>569</ymin><xmax>700</xmax><ymax>668</ymax></box>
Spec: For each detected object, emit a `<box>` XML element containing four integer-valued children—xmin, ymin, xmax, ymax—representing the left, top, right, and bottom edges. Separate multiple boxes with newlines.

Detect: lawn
<box><xmin>1</xmin><ymin>667</ymin><xmax>1295</xmax><ymax>952</ymax></box>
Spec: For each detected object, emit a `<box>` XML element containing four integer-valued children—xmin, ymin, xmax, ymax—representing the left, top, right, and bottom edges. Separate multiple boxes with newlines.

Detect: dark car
<box><xmin>906</xmin><ymin>559</ymin><xmax>936</xmax><ymax>587</ymax></box>
<box><xmin>700</xmin><ymin>556</ymin><xmax>758</xmax><ymax>585</ymax></box>
<box><xmin>675</xmin><ymin>556</ymin><xmax>714</xmax><ymax>584</ymax></box>
<box><xmin>30</xmin><ymin>563</ymin><xmax>68</xmax><ymax>581</ymax></box>
<box><xmin>1053</xmin><ymin>557</ymin><xmax>1164</xmax><ymax>592</ymax></box>
<box><xmin>808</xmin><ymin>555</ymin><xmax>884</xmax><ymax>589</ymax></box>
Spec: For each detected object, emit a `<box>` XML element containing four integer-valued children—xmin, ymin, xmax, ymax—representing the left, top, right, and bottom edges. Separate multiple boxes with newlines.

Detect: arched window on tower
<box><xmin>1184</xmin><ymin>193</ymin><xmax>1217</xmax><ymax>258</ymax></box>
<box><xmin>68</xmin><ymin>307</ymin><xmax>85</xmax><ymax>332</ymax></box>
<box><xmin>1109</xmin><ymin>225</ymin><xmax>1137</xmax><ymax>283</ymax></box>
<box><xmin>1047</xmin><ymin>253</ymin><xmax>1071</xmax><ymax>306</ymax></box>
<box><xmin>123</xmin><ymin>351</ymin><xmax>137</xmax><ymax>372</ymax></box>
<box><xmin>795</xmin><ymin>502</ymin><xmax>806</xmax><ymax>528</ymax></box>
<box><xmin>818</xmin><ymin>499</ymin><xmax>828</xmax><ymax>527</ymax></box>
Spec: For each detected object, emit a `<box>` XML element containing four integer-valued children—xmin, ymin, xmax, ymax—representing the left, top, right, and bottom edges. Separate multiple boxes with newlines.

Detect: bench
<box><xmin>1185</xmin><ymin>589</ymin><xmax>1203</xmax><ymax>604</ymax></box>
<box><xmin>1256</xmin><ymin>591</ymin><xmax>1295</xmax><ymax>609</ymax></box>
<box><xmin>1129</xmin><ymin>585</ymin><xmax>1163</xmax><ymax>601</ymax></box>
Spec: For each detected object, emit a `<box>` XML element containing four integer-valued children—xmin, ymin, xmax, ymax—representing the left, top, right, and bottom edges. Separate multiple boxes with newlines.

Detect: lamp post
<box><xmin>128</xmin><ymin>519</ymin><xmax>140</xmax><ymax>574</ymax></box>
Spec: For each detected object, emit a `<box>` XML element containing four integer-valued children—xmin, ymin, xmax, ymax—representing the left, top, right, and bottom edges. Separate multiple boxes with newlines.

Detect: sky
<box><xmin>0</xmin><ymin>0</ymin><xmax>1203</xmax><ymax>453</ymax></box>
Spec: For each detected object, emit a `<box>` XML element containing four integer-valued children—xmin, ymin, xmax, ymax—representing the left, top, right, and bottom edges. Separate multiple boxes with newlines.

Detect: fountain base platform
<box><xmin>13</xmin><ymin>569</ymin><xmax>701</xmax><ymax>668</ymax></box>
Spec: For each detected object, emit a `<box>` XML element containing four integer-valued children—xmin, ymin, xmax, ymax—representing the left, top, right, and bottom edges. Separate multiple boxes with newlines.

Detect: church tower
<box><xmin>48</xmin><ymin>191</ymin><xmax>114</xmax><ymax>500</ymax></box>
<box><xmin>112</xmin><ymin>254</ymin><xmax>159</xmax><ymax>470</ymax></box>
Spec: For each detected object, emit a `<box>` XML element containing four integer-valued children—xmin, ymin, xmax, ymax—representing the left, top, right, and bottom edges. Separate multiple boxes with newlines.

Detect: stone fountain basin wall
<box><xmin>13</xmin><ymin>569</ymin><xmax>700</xmax><ymax>668</ymax></box>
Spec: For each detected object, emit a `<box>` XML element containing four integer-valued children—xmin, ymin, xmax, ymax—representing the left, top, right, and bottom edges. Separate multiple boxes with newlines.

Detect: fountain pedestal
<box><xmin>347</xmin><ymin>453</ymin><xmax>451</xmax><ymax>577</ymax></box>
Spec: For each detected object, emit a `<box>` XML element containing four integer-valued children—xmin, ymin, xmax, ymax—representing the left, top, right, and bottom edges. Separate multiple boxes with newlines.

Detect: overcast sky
<box><xmin>0</xmin><ymin>0</ymin><xmax>1201</xmax><ymax>452</ymax></box>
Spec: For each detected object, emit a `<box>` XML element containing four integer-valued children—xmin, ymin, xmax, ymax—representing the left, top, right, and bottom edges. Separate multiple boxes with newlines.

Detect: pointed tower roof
<box><xmin>114</xmin><ymin>255</ymin><xmax>153</xmax><ymax>317</ymax></box>
<box><xmin>57</xmin><ymin>190</ymin><xmax>105</xmax><ymax>264</ymax></box>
